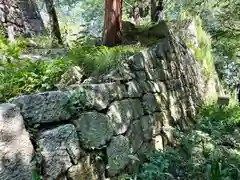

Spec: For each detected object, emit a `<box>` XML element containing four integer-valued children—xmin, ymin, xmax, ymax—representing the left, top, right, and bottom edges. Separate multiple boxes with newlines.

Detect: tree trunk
<box><xmin>151</xmin><ymin>0</ymin><xmax>164</xmax><ymax>23</ymax></box>
<box><xmin>44</xmin><ymin>0</ymin><xmax>63</xmax><ymax>45</ymax></box>
<box><xmin>151</xmin><ymin>0</ymin><xmax>157</xmax><ymax>22</ymax></box>
<box><xmin>103</xmin><ymin>0</ymin><xmax>123</xmax><ymax>47</ymax></box>
<box><xmin>0</xmin><ymin>0</ymin><xmax>46</xmax><ymax>39</ymax></box>
<box><xmin>133</xmin><ymin>6</ymin><xmax>141</xmax><ymax>25</ymax></box>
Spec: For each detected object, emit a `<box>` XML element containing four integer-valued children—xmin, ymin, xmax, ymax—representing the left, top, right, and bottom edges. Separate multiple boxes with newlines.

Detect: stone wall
<box><xmin>0</xmin><ymin>0</ymin><xmax>45</xmax><ymax>38</ymax></box>
<box><xmin>0</xmin><ymin>34</ymin><xmax>215</xmax><ymax>180</ymax></box>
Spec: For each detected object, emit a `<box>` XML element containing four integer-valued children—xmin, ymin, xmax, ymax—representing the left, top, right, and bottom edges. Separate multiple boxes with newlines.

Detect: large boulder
<box><xmin>107</xmin><ymin>99</ymin><xmax>144</xmax><ymax>135</ymax></box>
<box><xmin>12</xmin><ymin>91</ymin><xmax>71</xmax><ymax>125</ymax></box>
<box><xmin>38</xmin><ymin>124</ymin><xmax>83</xmax><ymax>180</ymax></box>
<box><xmin>73</xmin><ymin>111</ymin><xmax>114</xmax><ymax>149</ymax></box>
<box><xmin>0</xmin><ymin>103</ymin><xmax>35</xmax><ymax>180</ymax></box>
<box><xmin>107</xmin><ymin>136</ymin><xmax>130</xmax><ymax>177</ymax></box>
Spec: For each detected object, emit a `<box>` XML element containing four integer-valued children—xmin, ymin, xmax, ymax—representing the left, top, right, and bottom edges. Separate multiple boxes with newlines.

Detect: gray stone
<box><xmin>161</xmin><ymin>110</ymin><xmax>174</xmax><ymax>127</ymax></box>
<box><xmin>126</xmin><ymin>120</ymin><xmax>144</xmax><ymax>153</ymax></box>
<box><xmin>147</xmin><ymin>81</ymin><xmax>160</xmax><ymax>93</ymax></box>
<box><xmin>145</xmin><ymin>68</ymin><xmax>169</xmax><ymax>81</ymax></box>
<box><xmin>168</xmin><ymin>91</ymin><xmax>179</xmax><ymax>106</ymax></box>
<box><xmin>107</xmin><ymin>136</ymin><xmax>130</xmax><ymax>177</ymax></box>
<box><xmin>140</xmin><ymin>113</ymin><xmax>163</xmax><ymax>141</ymax></box>
<box><xmin>156</xmin><ymin>81</ymin><xmax>168</xmax><ymax>93</ymax></box>
<box><xmin>153</xmin><ymin>135</ymin><xmax>164</xmax><ymax>151</ymax></box>
<box><xmin>130</xmin><ymin>99</ymin><xmax>144</xmax><ymax>119</ymax></box>
<box><xmin>168</xmin><ymin>79</ymin><xmax>183</xmax><ymax>90</ymax></box>
<box><xmin>138</xmin><ymin>80</ymin><xmax>152</xmax><ymax>93</ymax></box>
<box><xmin>67</xmin><ymin>155</ymin><xmax>105</xmax><ymax>180</ymax></box>
<box><xmin>158</xmin><ymin>60</ymin><xmax>168</xmax><ymax>70</ymax></box>
<box><xmin>73</xmin><ymin>111</ymin><xmax>113</xmax><ymax>149</ymax></box>
<box><xmin>56</xmin><ymin>66</ymin><xmax>84</xmax><ymax>89</ymax></box>
<box><xmin>82</xmin><ymin>83</ymin><xmax>128</xmax><ymax>111</ymax></box>
<box><xmin>142</xmin><ymin>93</ymin><xmax>161</xmax><ymax>114</ymax></box>
<box><xmin>135</xmin><ymin>71</ymin><xmax>147</xmax><ymax>80</ymax></box>
<box><xmin>158</xmin><ymin>69</ymin><xmax>169</xmax><ymax>80</ymax></box>
<box><xmin>140</xmin><ymin>115</ymin><xmax>154</xmax><ymax>140</ymax></box>
<box><xmin>162</xmin><ymin>126</ymin><xmax>175</xmax><ymax>146</ymax></box>
<box><xmin>38</xmin><ymin>124</ymin><xmax>83</xmax><ymax>180</ymax></box>
<box><xmin>154</xmin><ymin>93</ymin><xmax>168</xmax><ymax>109</ymax></box>
<box><xmin>145</xmin><ymin>68</ymin><xmax>155</xmax><ymax>80</ymax></box>
<box><xmin>146</xmin><ymin>48</ymin><xmax>158</xmax><ymax>68</ymax></box>
<box><xmin>107</xmin><ymin>99</ymin><xmax>143</xmax><ymax>135</ymax></box>
<box><xmin>107</xmin><ymin>82</ymin><xmax>128</xmax><ymax>100</ymax></box>
<box><xmin>82</xmin><ymin>84</ymin><xmax>110</xmax><ymax>111</ymax></box>
<box><xmin>128</xmin><ymin>52</ymin><xmax>145</xmax><ymax>70</ymax></box>
<box><xmin>12</xmin><ymin>91</ymin><xmax>71</xmax><ymax>125</ymax></box>
<box><xmin>0</xmin><ymin>103</ymin><xmax>35</xmax><ymax>180</ymax></box>
<box><xmin>118</xmin><ymin>63</ymin><xmax>136</xmax><ymax>80</ymax></box>
<box><xmin>126</xmin><ymin>80</ymin><xmax>143</xmax><ymax>97</ymax></box>
<box><xmin>141</xmin><ymin>50</ymin><xmax>156</xmax><ymax>68</ymax></box>
<box><xmin>0</xmin><ymin>0</ymin><xmax>46</xmax><ymax>37</ymax></box>
<box><xmin>155</xmin><ymin>43</ymin><xmax>166</xmax><ymax>60</ymax></box>
<box><xmin>169</xmin><ymin>103</ymin><xmax>182</xmax><ymax>123</ymax></box>
<box><xmin>103</xmin><ymin>69</ymin><xmax>124</xmax><ymax>82</ymax></box>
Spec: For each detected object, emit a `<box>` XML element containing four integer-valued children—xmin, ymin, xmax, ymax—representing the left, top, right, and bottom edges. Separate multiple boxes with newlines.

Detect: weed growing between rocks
<box><xmin>68</xmin><ymin>44</ymin><xmax>143</xmax><ymax>76</ymax></box>
<box><xmin>121</xmin><ymin>102</ymin><xmax>240</xmax><ymax>180</ymax></box>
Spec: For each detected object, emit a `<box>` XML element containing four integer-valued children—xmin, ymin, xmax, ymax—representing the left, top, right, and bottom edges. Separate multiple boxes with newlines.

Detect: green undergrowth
<box><xmin>187</xmin><ymin>16</ymin><xmax>215</xmax><ymax>79</ymax></box>
<box><xmin>0</xmin><ymin>34</ymin><xmax>144</xmax><ymax>102</ymax></box>
<box><xmin>122</xmin><ymin>102</ymin><xmax>240</xmax><ymax>180</ymax></box>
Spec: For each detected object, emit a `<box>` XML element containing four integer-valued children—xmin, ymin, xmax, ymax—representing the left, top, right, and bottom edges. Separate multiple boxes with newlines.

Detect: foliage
<box><xmin>191</xmin><ymin>16</ymin><xmax>215</xmax><ymax>78</ymax></box>
<box><xmin>0</xmin><ymin>57</ymin><xmax>70</xmax><ymax>102</ymax></box>
<box><xmin>0</xmin><ymin>35</ymin><xmax>70</xmax><ymax>102</ymax></box>
<box><xmin>68</xmin><ymin>43</ymin><xmax>143</xmax><ymax>76</ymax></box>
<box><xmin>0</xmin><ymin>35</ymin><xmax>143</xmax><ymax>102</ymax></box>
<box><xmin>0</xmin><ymin>34</ymin><xmax>28</xmax><ymax>59</ymax></box>
<box><xmin>198</xmin><ymin>102</ymin><xmax>240</xmax><ymax>132</ymax></box>
<box><xmin>128</xmin><ymin>101</ymin><xmax>240</xmax><ymax>180</ymax></box>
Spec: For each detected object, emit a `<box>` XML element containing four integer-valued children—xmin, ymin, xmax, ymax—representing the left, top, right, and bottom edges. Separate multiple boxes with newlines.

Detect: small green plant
<box><xmin>0</xmin><ymin>57</ymin><xmax>70</xmax><ymax>102</ymax></box>
<box><xmin>68</xmin><ymin>44</ymin><xmax>143</xmax><ymax>76</ymax></box>
<box><xmin>0</xmin><ymin>33</ymin><xmax>144</xmax><ymax>102</ymax></box>
<box><xmin>137</xmin><ymin>150</ymin><xmax>175</xmax><ymax>180</ymax></box>
<box><xmin>31</xmin><ymin>142</ymin><xmax>44</xmax><ymax>180</ymax></box>
<box><xmin>131</xmin><ymin>101</ymin><xmax>240</xmax><ymax>180</ymax></box>
<box><xmin>0</xmin><ymin>34</ymin><xmax>27</xmax><ymax>59</ymax></box>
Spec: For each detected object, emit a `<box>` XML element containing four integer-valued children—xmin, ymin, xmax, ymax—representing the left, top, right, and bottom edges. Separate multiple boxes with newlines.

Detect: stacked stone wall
<box><xmin>0</xmin><ymin>35</ymin><xmax>215</xmax><ymax>180</ymax></box>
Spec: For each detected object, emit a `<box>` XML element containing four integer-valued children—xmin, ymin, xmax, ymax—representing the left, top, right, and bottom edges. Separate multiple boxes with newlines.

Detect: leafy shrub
<box><xmin>198</xmin><ymin>102</ymin><xmax>240</xmax><ymax>132</ymax></box>
<box><xmin>0</xmin><ymin>33</ymin><xmax>144</xmax><ymax>102</ymax></box>
<box><xmin>0</xmin><ymin>34</ymin><xmax>28</xmax><ymax>59</ymax></box>
<box><xmin>0</xmin><ymin>57</ymin><xmax>70</xmax><ymax>102</ymax></box>
<box><xmin>132</xmin><ymin>102</ymin><xmax>240</xmax><ymax>180</ymax></box>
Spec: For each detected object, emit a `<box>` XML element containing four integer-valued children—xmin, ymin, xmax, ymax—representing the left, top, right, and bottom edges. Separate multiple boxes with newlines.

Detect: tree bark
<box><xmin>151</xmin><ymin>0</ymin><xmax>164</xmax><ymax>23</ymax></box>
<box><xmin>133</xmin><ymin>6</ymin><xmax>140</xmax><ymax>25</ymax></box>
<box><xmin>151</xmin><ymin>0</ymin><xmax>157</xmax><ymax>22</ymax></box>
<box><xmin>103</xmin><ymin>0</ymin><xmax>123</xmax><ymax>47</ymax></box>
<box><xmin>44</xmin><ymin>0</ymin><xmax>63</xmax><ymax>45</ymax></box>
